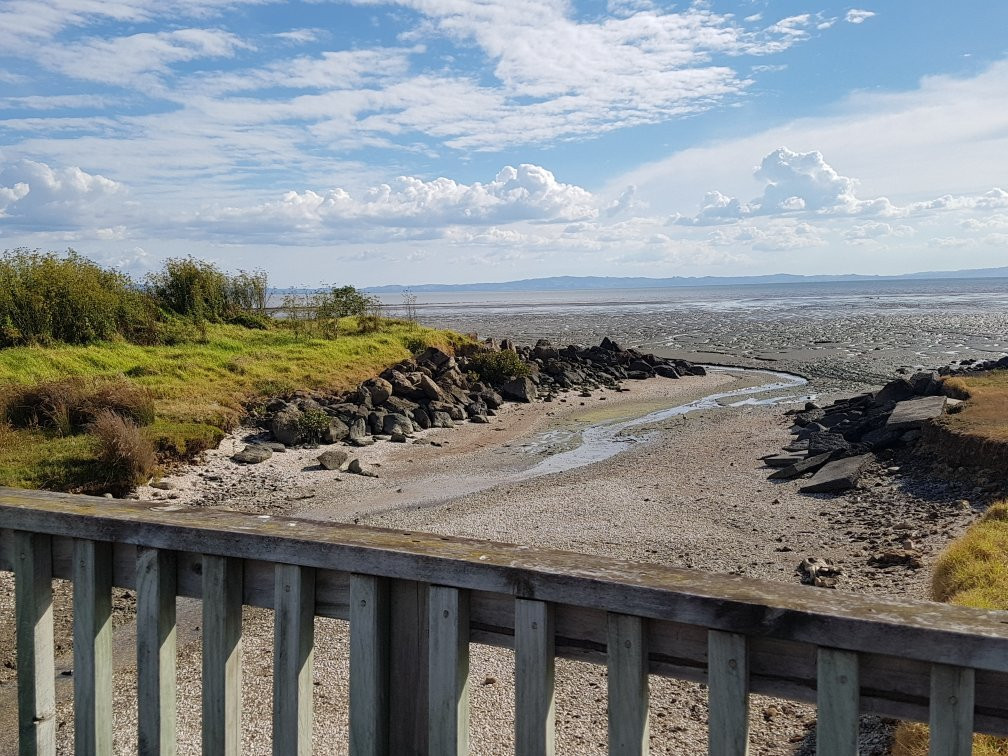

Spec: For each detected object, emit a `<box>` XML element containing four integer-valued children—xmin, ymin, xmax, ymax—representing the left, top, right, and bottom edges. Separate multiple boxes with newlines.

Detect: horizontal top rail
<box><xmin>2</xmin><ymin>486</ymin><xmax>1008</xmax><ymax>673</ymax></box>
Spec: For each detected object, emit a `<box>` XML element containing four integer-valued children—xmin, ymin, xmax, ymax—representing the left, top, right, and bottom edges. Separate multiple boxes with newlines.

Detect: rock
<box><xmin>886</xmin><ymin>396</ymin><xmax>947</xmax><ymax>431</ymax></box>
<box><xmin>763</xmin><ymin>452</ymin><xmax>807</xmax><ymax>468</ymax></box>
<box><xmin>653</xmin><ymin>364</ymin><xmax>680</xmax><ymax>379</ymax></box>
<box><xmin>428</xmin><ymin>401</ymin><xmax>465</xmax><ymax>421</ymax></box>
<box><xmin>418</xmin><ymin>373</ymin><xmax>447</xmax><ymax>401</ymax></box>
<box><xmin>599</xmin><ymin>337</ymin><xmax>623</xmax><ymax>352</ymax></box>
<box><xmin>417</xmin><ymin>347</ymin><xmax>456</xmax><ymax>372</ymax></box>
<box><xmin>413</xmin><ymin>407</ymin><xmax>431</xmax><ymax>429</ymax></box>
<box><xmin>875</xmin><ymin>378</ymin><xmax>915</xmax><ymax>405</ymax></box>
<box><xmin>768</xmin><ymin>452</ymin><xmax>834</xmax><ymax>481</ymax></box>
<box><xmin>806</xmin><ymin>432</ymin><xmax>855</xmax><ymax>457</ymax></box>
<box><xmin>232</xmin><ymin>445</ymin><xmax>272</xmax><ymax>464</ymax></box>
<box><xmin>270</xmin><ymin>407</ymin><xmax>303</xmax><ymax>446</ymax></box>
<box><xmin>382</xmin><ymin>413</ymin><xmax>413</xmax><ymax>437</ymax></box>
<box><xmin>390</xmin><ymin>432</ymin><xmax>408</xmax><ymax>442</ymax></box>
<box><xmin>263</xmin><ymin>442</ymin><xmax>287</xmax><ymax>452</ymax></box>
<box><xmin>348</xmin><ymin>416</ymin><xmax>368</xmax><ymax>440</ymax></box>
<box><xmin>430</xmin><ymin>411</ymin><xmax>455</xmax><ymax>428</ymax></box>
<box><xmin>470</xmin><ymin>414</ymin><xmax>489</xmax><ymax>423</ymax></box>
<box><xmin>150</xmin><ymin>480</ymin><xmax>177</xmax><ymax>490</ymax></box>
<box><xmin>317</xmin><ymin>449</ymin><xmax>349</xmax><ymax>470</ymax></box>
<box><xmin>501</xmin><ymin>376</ymin><xmax>536</xmax><ymax>402</ymax></box>
<box><xmin>322</xmin><ymin>418</ymin><xmax>350</xmax><ymax>444</ymax></box>
<box><xmin>868</xmin><ymin>549</ymin><xmax>924</xmax><ymax>569</ymax></box>
<box><xmin>799</xmin><ymin>454</ymin><xmax>873</xmax><ymax>493</ymax></box>
<box><xmin>347</xmin><ymin>458</ymin><xmax>379</xmax><ymax>477</ymax></box>
<box><xmin>384</xmin><ymin>396</ymin><xmax>418</xmax><ymax>415</ymax></box>
<box><xmin>361</xmin><ymin>377</ymin><xmax>392</xmax><ymax>405</ymax></box>
<box><xmin>797</xmin><ymin>557</ymin><xmax>841</xmax><ymax>588</ymax></box>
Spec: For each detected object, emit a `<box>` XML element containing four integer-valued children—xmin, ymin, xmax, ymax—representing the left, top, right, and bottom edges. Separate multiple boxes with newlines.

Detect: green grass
<box><xmin>0</xmin><ymin>318</ymin><xmax>465</xmax><ymax>491</ymax></box>
<box><xmin>892</xmin><ymin>501</ymin><xmax>1008</xmax><ymax>756</ymax></box>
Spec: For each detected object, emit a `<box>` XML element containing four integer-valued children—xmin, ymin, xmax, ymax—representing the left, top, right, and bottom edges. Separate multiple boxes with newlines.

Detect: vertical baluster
<box><xmin>73</xmin><ymin>539</ymin><xmax>113</xmax><ymax>756</ymax></box>
<box><xmin>136</xmin><ymin>547</ymin><xmax>177</xmax><ymax>756</ymax></box>
<box><xmin>202</xmin><ymin>555</ymin><xmax>243</xmax><ymax>756</ymax></box>
<box><xmin>389</xmin><ymin>579</ymin><xmax>428</xmax><ymax>755</ymax></box>
<box><xmin>707</xmin><ymin>630</ymin><xmax>749</xmax><ymax>756</ymax></box>
<box><xmin>816</xmin><ymin>648</ymin><xmax>859</xmax><ymax>756</ymax></box>
<box><xmin>14</xmin><ymin>531</ymin><xmax>56</xmax><ymax>756</ymax></box>
<box><xmin>273</xmin><ymin>564</ymin><xmax>315</xmax><ymax>756</ymax></box>
<box><xmin>515</xmin><ymin>598</ymin><xmax>555</xmax><ymax>756</ymax></box>
<box><xmin>607</xmin><ymin>613</ymin><xmax>649</xmax><ymax>756</ymax></box>
<box><xmin>929</xmin><ymin>664</ymin><xmax>974</xmax><ymax>756</ymax></box>
<box><xmin>349</xmin><ymin>574</ymin><xmax>390</xmax><ymax>756</ymax></box>
<box><xmin>428</xmin><ymin>585</ymin><xmax>470</xmax><ymax>756</ymax></box>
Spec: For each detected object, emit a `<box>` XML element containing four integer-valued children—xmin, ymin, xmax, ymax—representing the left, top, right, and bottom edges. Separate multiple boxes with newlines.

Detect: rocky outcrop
<box><xmin>253</xmin><ymin>339</ymin><xmax>702</xmax><ymax>450</ymax></box>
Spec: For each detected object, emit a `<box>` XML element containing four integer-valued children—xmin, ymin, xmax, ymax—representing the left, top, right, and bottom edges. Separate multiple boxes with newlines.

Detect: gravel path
<box><xmin>0</xmin><ymin>369</ymin><xmax>991</xmax><ymax>755</ymax></box>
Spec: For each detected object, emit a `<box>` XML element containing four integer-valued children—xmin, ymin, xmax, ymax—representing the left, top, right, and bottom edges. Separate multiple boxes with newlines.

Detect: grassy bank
<box><xmin>891</xmin><ymin>501</ymin><xmax>1008</xmax><ymax>755</ymax></box>
<box><xmin>0</xmin><ymin>319</ymin><xmax>463</xmax><ymax>492</ymax></box>
<box><xmin>923</xmin><ymin>370</ymin><xmax>1008</xmax><ymax>474</ymax></box>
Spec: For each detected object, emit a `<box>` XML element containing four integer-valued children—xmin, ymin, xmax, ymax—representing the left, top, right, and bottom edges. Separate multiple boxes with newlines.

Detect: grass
<box><xmin>891</xmin><ymin>501</ymin><xmax>1008</xmax><ymax>755</ymax></box>
<box><xmin>941</xmin><ymin>371</ymin><xmax>1008</xmax><ymax>442</ymax></box>
<box><xmin>0</xmin><ymin>318</ymin><xmax>464</xmax><ymax>491</ymax></box>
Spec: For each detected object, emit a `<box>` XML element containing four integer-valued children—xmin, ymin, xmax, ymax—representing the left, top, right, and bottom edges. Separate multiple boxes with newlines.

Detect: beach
<box><xmin>9</xmin><ymin>355</ymin><xmax>985</xmax><ymax>755</ymax></box>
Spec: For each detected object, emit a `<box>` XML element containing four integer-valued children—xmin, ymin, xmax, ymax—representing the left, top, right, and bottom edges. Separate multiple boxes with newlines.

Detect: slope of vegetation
<box><xmin>0</xmin><ymin>249</ymin><xmax>465</xmax><ymax>493</ymax></box>
<box><xmin>891</xmin><ymin>501</ymin><xmax>1008</xmax><ymax>756</ymax></box>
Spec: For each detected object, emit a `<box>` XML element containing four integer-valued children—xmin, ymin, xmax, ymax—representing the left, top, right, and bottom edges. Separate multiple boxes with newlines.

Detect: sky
<box><xmin>1</xmin><ymin>0</ymin><xmax>1007</xmax><ymax>287</ymax></box>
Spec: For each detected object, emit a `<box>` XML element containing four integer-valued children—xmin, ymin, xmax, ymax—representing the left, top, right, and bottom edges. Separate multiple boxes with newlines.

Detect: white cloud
<box><xmin>0</xmin><ymin>157</ymin><xmax>123</xmax><ymax>228</ymax></box>
<box><xmin>199</xmin><ymin>164</ymin><xmax>597</xmax><ymax>240</ymax></box>
<box><xmin>845</xmin><ymin>9</ymin><xmax>876</xmax><ymax>24</ymax></box>
<box><xmin>272</xmin><ymin>28</ymin><xmax>326</xmax><ymax>45</ymax></box>
<box><xmin>681</xmin><ymin>147</ymin><xmax>901</xmax><ymax>224</ymax></box>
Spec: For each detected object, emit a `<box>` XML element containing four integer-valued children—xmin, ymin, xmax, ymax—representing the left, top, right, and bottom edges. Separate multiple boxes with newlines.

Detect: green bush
<box><xmin>467</xmin><ymin>349</ymin><xmax>529</xmax><ymax>385</ymax></box>
<box><xmin>146</xmin><ymin>257</ymin><xmax>230</xmax><ymax>322</ymax></box>
<box><xmin>297</xmin><ymin>406</ymin><xmax>331</xmax><ymax>443</ymax></box>
<box><xmin>0</xmin><ymin>248</ymin><xmax>157</xmax><ymax>346</ymax></box>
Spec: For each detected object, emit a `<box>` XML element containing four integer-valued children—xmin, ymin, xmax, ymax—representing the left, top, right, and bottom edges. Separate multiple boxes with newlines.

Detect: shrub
<box><xmin>226</xmin><ymin>311</ymin><xmax>271</xmax><ymax>330</ymax></box>
<box><xmin>2</xmin><ymin>377</ymin><xmax>155</xmax><ymax>433</ymax></box>
<box><xmin>297</xmin><ymin>407</ymin><xmax>331</xmax><ymax>443</ymax></box>
<box><xmin>0</xmin><ymin>248</ymin><xmax>158</xmax><ymax>346</ymax></box>
<box><xmin>466</xmin><ymin>349</ymin><xmax>530</xmax><ymax>385</ymax></box>
<box><xmin>88</xmin><ymin>409</ymin><xmax>156</xmax><ymax>493</ymax></box>
<box><xmin>146</xmin><ymin>257</ymin><xmax>230</xmax><ymax>322</ymax></box>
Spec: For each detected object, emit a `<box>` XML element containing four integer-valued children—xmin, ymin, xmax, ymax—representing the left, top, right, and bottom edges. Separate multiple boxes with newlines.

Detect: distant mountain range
<box><xmin>362</xmin><ymin>266</ymin><xmax>1008</xmax><ymax>293</ymax></box>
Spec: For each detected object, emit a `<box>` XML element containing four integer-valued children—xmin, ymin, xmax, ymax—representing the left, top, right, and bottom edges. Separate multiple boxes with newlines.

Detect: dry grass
<box><xmin>892</xmin><ymin>501</ymin><xmax>1008</xmax><ymax>754</ymax></box>
<box><xmin>87</xmin><ymin>410</ymin><xmax>157</xmax><ymax>495</ymax></box>
<box><xmin>1</xmin><ymin>376</ymin><xmax>154</xmax><ymax>434</ymax></box>
<box><xmin>941</xmin><ymin>371</ymin><xmax>1008</xmax><ymax>442</ymax></box>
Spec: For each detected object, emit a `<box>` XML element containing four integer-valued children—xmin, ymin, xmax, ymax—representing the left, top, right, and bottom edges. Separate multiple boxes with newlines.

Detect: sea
<box><xmin>374</xmin><ymin>278</ymin><xmax>1008</xmax><ymax>389</ymax></box>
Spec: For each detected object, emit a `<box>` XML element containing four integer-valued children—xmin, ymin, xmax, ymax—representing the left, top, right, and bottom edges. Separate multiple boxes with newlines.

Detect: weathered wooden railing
<box><xmin>2</xmin><ymin>487</ymin><xmax>1007</xmax><ymax>755</ymax></box>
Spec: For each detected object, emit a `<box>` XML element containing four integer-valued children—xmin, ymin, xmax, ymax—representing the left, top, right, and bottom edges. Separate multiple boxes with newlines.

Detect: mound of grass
<box><xmin>467</xmin><ymin>349</ymin><xmax>530</xmax><ymax>385</ymax></box>
<box><xmin>891</xmin><ymin>501</ymin><xmax>1008</xmax><ymax>755</ymax></box>
<box><xmin>88</xmin><ymin>410</ymin><xmax>157</xmax><ymax>495</ymax></box>
<box><xmin>2</xmin><ymin>376</ymin><xmax>154</xmax><ymax>433</ymax></box>
<box><xmin>0</xmin><ymin>320</ymin><xmax>466</xmax><ymax>492</ymax></box>
<box><xmin>941</xmin><ymin>371</ymin><xmax>1008</xmax><ymax>442</ymax></box>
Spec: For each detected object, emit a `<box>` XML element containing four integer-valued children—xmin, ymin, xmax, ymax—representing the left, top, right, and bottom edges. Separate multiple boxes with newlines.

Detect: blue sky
<box><xmin>1</xmin><ymin>0</ymin><xmax>1007</xmax><ymax>286</ymax></box>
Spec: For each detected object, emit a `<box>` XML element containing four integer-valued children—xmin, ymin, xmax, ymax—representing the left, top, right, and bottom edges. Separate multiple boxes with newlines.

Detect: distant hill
<box><xmin>363</xmin><ymin>266</ymin><xmax>1008</xmax><ymax>293</ymax></box>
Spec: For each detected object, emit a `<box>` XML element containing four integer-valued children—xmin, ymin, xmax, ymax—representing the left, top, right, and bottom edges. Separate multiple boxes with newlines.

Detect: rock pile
<box><xmin>235</xmin><ymin>339</ymin><xmax>703</xmax><ymax>463</ymax></box>
<box><xmin>931</xmin><ymin>354</ymin><xmax>1008</xmax><ymax>376</ymax></box>
<box><xmin>765</xmin><ymin>370</ymin><xmax>954</xmax><ymax>493</ymax></box>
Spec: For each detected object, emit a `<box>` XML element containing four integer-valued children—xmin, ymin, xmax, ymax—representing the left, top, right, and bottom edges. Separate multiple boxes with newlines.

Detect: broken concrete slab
<box><xmin>885</xmin><ymin>396</ymin><xmax>947</xmax><ymax>431</ymax></box>
<box><xmin>763</xmin><ymin>452</ymin><xmax>807</xmax><ymax>468</ymax></box>
<box><xmin>800</xmin><ymin>453</ymin><xmax>873</xmax><ymax>494</ymax></box>
<box><xmin>768</xmin><ymin>452</ymin><xmax>834</xmax><ymax>481</ymax></box>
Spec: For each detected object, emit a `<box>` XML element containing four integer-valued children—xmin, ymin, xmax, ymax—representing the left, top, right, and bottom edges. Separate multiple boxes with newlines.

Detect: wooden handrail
<box><xmin>0</xmin><ymin>486</ymin><xmax>1004</xmax><ymax>754</ymax></box>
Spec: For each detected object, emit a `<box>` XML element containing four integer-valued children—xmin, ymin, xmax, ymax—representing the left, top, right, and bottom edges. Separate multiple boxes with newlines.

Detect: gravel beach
<box><xmin>0</xmin><ymin>360</ymin><xmax>992</xmax><ymax>755</ymax></box>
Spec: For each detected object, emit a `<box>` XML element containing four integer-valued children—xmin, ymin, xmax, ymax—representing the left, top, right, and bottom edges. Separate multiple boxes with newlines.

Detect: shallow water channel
<box><xmin>518</xmin><ymin>368</ymin><xmax>812</xmax><ymax>479</ymax></box>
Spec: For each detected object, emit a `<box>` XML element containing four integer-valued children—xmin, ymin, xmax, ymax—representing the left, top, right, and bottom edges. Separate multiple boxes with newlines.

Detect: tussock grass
<box><xmin>88</xmin><ymin>410</ymin><xmax>157</xmax><ymax>495</ymax></box>
<box><xmin>0</xmin><ymin>320</ymin><xmax>464</xmax><ymax>491</ymax></box>
<box><xmin>891</xmin><ymin>501</ymin><xmax>1008</xmax><ymax>755</ymax></box>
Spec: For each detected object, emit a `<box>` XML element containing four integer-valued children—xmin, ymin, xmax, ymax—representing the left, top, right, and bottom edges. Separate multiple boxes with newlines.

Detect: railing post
<box><xmin>14</xmin><ymin>530</ymin><xmax>56</xmax><ymax>756</ymax></box>
<box><xmin>707</xmin><ymin>630</ymin><xmax>749</xmax><ymax>756</ymax></box>
<box><xmin>73</xmin><ymin>538</ymin><xmax>113</xmax><ymax>756</ymax></box>
<box><xmin>929</xmin><ymin>664</ymin><xmax>974</xmax><ymax>756</ymax></box>
<box><xmin>349</xmin><ymin>574</ymin><xmax>390</xmax><ymax>756</ymax></box>
<box><xmin>389</xmin><ymin>579</ymin><xmax>429</xmax><ymax>755</ymax></box>
<box><xmin>428</xmin><ymin>585</ymin><xmax>470</xmax><ymax>756</ymax></box>
<box><xmin>202</xmin><ymin>555</ymin><xmax>243</xmax><ymax>756</ymax></box>
<box><xmin>136</xmin><ymin>547</ymin><xmax>177</xmax><ymax>756</ymax></box>
<box><xmin>273</xmin><ymin>564</ymin><xmax>315</xmax><ymax>756</ymax></box>
<box><xmin>515</xmin><ymin>598</ymin><xmax>555</xmax><ymax>756</ymax></box>
<box><xmin>607</xmin><ymin>613</ymin><xmax>649</xmax><ymax>756</ymax></box>
<box><xmin>816</xmin><ymin>648</ymin><xmax>859</xmax><ymax>756</ymax></box>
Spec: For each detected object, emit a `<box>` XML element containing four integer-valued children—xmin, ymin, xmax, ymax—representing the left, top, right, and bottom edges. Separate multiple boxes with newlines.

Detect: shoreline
<box><xmin>1</xmin><ymin>352</ymin><xmax>996</xmax><ymax>754</ymax></box>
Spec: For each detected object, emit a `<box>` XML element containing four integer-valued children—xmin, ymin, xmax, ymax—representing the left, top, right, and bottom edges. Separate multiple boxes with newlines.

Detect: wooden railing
<box><xmin>1</xmin><ymin>486</ymin><xmax>1007</xmax><ymax>755</ymax></box>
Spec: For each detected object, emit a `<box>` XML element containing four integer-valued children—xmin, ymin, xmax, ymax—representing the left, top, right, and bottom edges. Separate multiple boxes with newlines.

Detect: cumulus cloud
<box><xmin>0</xmin><ymin>157</ymin><xmax>123</xmax><ymax>229</ymax></box>
<box><xmin>845</xmin><ymin>9</ymin><xmax>876</xmax><ymax>24</ymax></box>
<box><xmin>202</xmin><ymin>164</ymin><xmax>597</xmax><ymax>239</ymax></box>
<box><xmin>913</xmin><ymin>188</ymin><xmax>1008</xmax><ymax>211</ymax></box>
<box><xmin>682</xmin><ymin>147</ymin><xmax>901</xmax><ymax>224</ymax></box>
